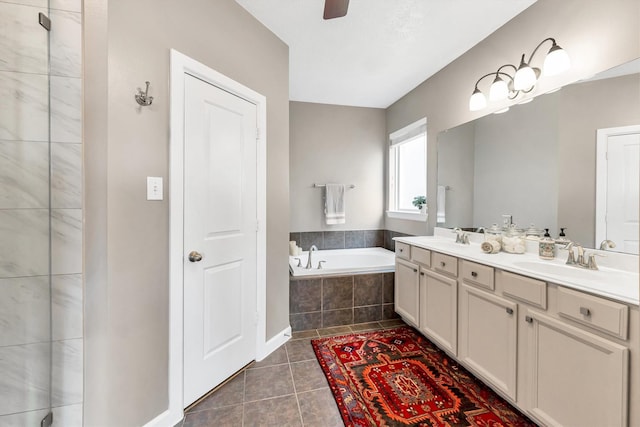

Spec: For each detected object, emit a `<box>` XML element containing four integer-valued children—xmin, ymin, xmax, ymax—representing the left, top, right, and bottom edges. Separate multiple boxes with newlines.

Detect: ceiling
<box><xmin>235</xmin><ymin>0</ymin><xmax>537</xmax><ymax>108</ymax></box>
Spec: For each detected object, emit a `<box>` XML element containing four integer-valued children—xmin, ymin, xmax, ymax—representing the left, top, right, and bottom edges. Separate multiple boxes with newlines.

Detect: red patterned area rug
<box><xmin>312</xmin><ymin>327</ymin><xmax>536</xmax><ymax>427</ymax></box>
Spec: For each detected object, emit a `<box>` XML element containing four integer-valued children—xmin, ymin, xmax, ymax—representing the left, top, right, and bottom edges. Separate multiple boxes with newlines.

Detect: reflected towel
<box><xmin>325</xmin><ymin>184</ymin><xmax>345</xmax><ymax>225</ymax></box>
<box><xmin>437</xmin><ymin>185</ymin><xmax>446</xmax><ymax>223</ymax></box>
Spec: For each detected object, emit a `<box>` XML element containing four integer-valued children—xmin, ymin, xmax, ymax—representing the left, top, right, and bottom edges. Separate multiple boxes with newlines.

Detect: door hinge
<box><xmin>256</xmin><ymin>127</ymin><xmax>260</xmax><ymax>140</ymax></box>
<box><xmin>255</xmin><ymin>220</ymin><xmax>259</xmax><ymax>232</ymax></box>
<box><xmin>39</xmin><ymin>12</ymin><xmax>51</xmax><ymax>31</ymax></box>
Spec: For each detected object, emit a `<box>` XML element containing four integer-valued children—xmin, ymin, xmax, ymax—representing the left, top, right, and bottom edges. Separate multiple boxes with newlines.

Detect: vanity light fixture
<box><xmin>469</xmin><ymin>37</ymin><xmax>570</xmax><ymax>111</ymax></box>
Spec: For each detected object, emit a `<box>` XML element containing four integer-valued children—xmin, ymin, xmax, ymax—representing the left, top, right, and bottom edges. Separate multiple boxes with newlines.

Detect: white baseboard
<box><xmin>257</xmin><ymin>325</ymin><xmax>291</xmax><ymax>361</ymax></box>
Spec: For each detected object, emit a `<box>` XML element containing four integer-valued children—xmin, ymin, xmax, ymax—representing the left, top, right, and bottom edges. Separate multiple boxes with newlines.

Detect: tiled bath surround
<box><xmin>288</xmin><ymin>229</ymin><xmax>411</xmax><ymax>331</ymax></box>
<box><xmin>289</xmin><ymin>229</ymin><xmax>410</xmax><ymax>252</ymax></box>
<box><xmin>0</xmin><ymin>1</ymin><xmax>83</xmax><ymax>425</ymax></box>
<box><xmin>289</xmin><ymin>272</ymin><xmax>399</xmax><ymax>331</ymax></box>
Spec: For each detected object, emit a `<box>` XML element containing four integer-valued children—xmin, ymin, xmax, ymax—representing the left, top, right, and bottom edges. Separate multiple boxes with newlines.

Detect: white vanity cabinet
<box><xmin>394</xmin><ymin>257</ymin><xmax>420</xmax><ymax>327</ymax></box>
<box><xmin>420</xmin><ymin>253</ymin><xmax>458</xmax><ymax>355</ymax></box>
<box><xmin>393</xmin><ymin>239</ymin><xmax>637</xmax><ymax>427</ymax></box>
<box><xmin>459</xmin><ymin>280</ymin><xmax>518</xmax><ymax>400</ymax></box>
<box><xmin>522</xmin><ymin>309</ymin><xmax>629</xmax><ymax>427</ymax></box>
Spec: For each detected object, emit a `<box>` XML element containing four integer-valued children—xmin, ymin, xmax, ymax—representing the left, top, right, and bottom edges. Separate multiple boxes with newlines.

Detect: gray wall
<box><xmin>290</xmin><ymin>102</ymin><xmax>386</xmax><ymax>232</ymax></box>
<box><xmin>386</xmin><ymin>0</ymin><xmax>640</xmax><ymax>236</ymax></box>
<box><xmin>84</xmin><ymin>0</ymin><xmax>289</xmax><ymax>425</ymax></box>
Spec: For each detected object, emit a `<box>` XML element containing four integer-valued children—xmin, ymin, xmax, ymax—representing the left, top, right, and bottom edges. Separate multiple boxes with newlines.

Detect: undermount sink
<box><xmin>511</xmin><ymin>260</ymin><xmax>633</xmax><ymax>283</ymax></box>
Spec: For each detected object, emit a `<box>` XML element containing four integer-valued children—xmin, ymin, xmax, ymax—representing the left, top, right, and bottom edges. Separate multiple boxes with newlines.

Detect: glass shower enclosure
<box><xmin>1</xmin><ymin>2</ymin><xmax>54</xmax><ymax>425</ymax></box>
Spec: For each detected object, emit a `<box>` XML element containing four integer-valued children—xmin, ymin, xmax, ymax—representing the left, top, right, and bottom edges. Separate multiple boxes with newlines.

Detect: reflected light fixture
<box><xmin>469</xmin><ymin>37</ymin><xmax>570</xmax><ymax>111</ymax></box>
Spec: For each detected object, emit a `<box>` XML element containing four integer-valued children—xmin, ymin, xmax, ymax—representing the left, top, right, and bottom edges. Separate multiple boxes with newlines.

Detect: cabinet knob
<box><xmin>399</xmin><ymin>248</ymin><xmax>404</xmax><ymax>252</ymax></box>
<box><xmin>413</xmin><ymin>268</ymin><xmax>418</xmax><ymax>273</ymax></box>
<box><xmin>579</xmin><ymin>307</ymin><xmax>591</xmax><ymax>317</ymax></box>
<box><xmin>506</xmin><ymin>307</ymin><xmax>514</xmax><ymax>315</ymax></box>
<box><xmin>440</xmin><ymin>261</ymin><xmax>446</xmax><ymax>267</ymax></box>
<box><xmin>420</xmin><ymin>272</ymin><xmax>425</xmax><ymax>276</ymax></box>
<box><xmin>525</xmin><ymin>315</ymin><xmax>533</xmax><ymax>324</ymax></box>
<box><xmin>471</xmin><ymin>271</ymin><xmax>478</xmax><ymax>278</ymax></box>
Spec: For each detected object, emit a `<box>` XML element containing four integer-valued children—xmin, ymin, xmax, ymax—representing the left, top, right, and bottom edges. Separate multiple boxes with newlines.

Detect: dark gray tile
<box><xmin>323</xmin><ymin>231</ymin><xmax>345</xmax><ymax>249</ymax></box>
<box><xmin>322</xmin><ymin>276</ymin><xmax>353</xmax><ymax>310</ymax></box>
<box><xmin>291</xmin><ymin>329</ymin><xmax>319</xmax><ymax>340</ymax></box>
<box><xmin>243</xmin><ymin>395</ymin><xmax>302</xmax><ymax>427</ymax></box>
<box><xmin>251</xmin><ymin>346</ymin><xmax>288</xmax><ymax>369</ymax></box>
<box><xmin>289</xmin><ymin>232</ymin><xmax>301</xmax><ymax>247</ymax></box>
<box><xmin>350</xmin><ymin>320</ymin><xmax>384</xmax><ymax>332</ymax></box>
<box><xmin>289</xmin><ymin>278</ymin><xmax>321</xmax><ymax>313</ymax></box>
<box><xmin>317</xmin><ymin>325</ymin><xmax>351</xmax><ymax>337</ymax></box>
<box><xmin>290</xmin><ymin>312</ymin><xmax>322</xmax><ymax>332</ymax></box>
<box><xmin>187</xmin><ymin>372</ymin><xmax>245</xmax><ymax>413</ymax></box>
<box><xmin>383</xmin><ymin>303</ymin><xmax>401</xmax><ymax>320</ymax></box>
<box><xmin>345</xmin><ymin>230</ymin><xmax>365</xmax><ymax>248</ymax></box>
<box><xmin>291</xmin><ymin>360</ymin><xmax>328</xmax><ymax>392</ymax></box>
<box><xmin>364</xmin><ymin>229</ymin><xmax>384</xmax><ymax>248</ymax></box>
<box><xmin>354</xmin><ymin>305</ymin><xmax>382</xmax><ymax>324</ymax></box>
<box><xmin>244</xmin><ymin>364</ymin><xmax>294</xmax><ymax>402</ymax></box>
<box><xmin>322</xmin><ymin>308</ymin><xmax>353</xmax><ymax>328</ymax></box>
<box><xmin>286</xmin><ymin>338</ymin><xmax>317</xmax><ymax>363</ymax></box>
<box><xmin>300</xmin><ymin>232</ymin><xmax>323</xmax><ymax>251</ymax></box>
<box><xmin>354</xmin><ymin>274</ymin><xmax>382</xmax><ymax>306</ymax></box>
<box><xmin>384</xmin><ymin>230</ymin><xmax>394</xmax><ymax>251</ymax></box>
<box><xmin>383</xmin><ymin>272</ymin><xmax>395</xmax><ymax>304</ymax></box>
<box><xmin>298</xmin><ymin>388</ymin><xmax>343</xmax><ymax>427</ymax></box>
<box><xmin>183</xmin><ymin>404</ymin><xmax>243</xmax><ymax>426</ymax></box>
<box><xmin>380</xmin><ymin>318</ymin><xmax>406</xmax><ymax>328</ymax></box>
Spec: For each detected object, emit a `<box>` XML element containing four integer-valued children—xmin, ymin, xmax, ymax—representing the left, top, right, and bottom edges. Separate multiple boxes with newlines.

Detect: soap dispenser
<box><xmin>539</xmin><ymin>228</ymin><xmax>555</xmax><ymax>259</ymax></box>
<box><xmin>555</xmin><ymin>228</ymin><xmax>569</xmax><ymax>245</ymax></box>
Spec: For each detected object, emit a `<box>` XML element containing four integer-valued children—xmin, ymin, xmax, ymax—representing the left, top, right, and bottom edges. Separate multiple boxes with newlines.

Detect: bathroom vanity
<box><xmin>394</xmin><ymin>230</ymin><xmax>639</xmax><ymax>427</ymax></box>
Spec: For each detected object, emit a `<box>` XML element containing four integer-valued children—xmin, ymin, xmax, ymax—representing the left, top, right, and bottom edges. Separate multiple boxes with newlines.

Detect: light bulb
<box><xmin>469</xmin><ymin>88</ymin><xmax>487</xmax><ymax>111</ymax></box>
<box><xmin>514</xmin><ymin>65</ymin><xmax>537</xmax><ymax>90</ymax></box>
<box><xmin>489</xmin><ymin>76</ymin><xmax>509</xmax><ymax>101</ymax></box>
<box><xmin>543</xmin><ymin>44</ymin><xmax>570</xmax><ymax>76</ymax></box>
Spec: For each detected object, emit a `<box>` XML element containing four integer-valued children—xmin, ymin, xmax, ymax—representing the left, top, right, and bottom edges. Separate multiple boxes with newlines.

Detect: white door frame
<box><xmin>165</xmin><ymin>49</ymin><xmax>267</xmax><ymax>426</ymax></box>
<box><xmin>595</xmin><ymin>124</ymin><xmax>640</xmax><ymax>244</ymax></box>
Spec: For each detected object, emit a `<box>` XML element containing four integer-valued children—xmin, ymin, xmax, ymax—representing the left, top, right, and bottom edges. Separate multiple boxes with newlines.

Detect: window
<box><xmin>388</xmin><ymin>118</ymin><xmax>427</xmax><ymax>221</ymax></box>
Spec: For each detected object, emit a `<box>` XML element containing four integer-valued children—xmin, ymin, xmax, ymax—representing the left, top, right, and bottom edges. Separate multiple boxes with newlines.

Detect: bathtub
<box><xmin>289</xmin><ymin>247</ymin><xmax>396</xmax><ymax>277</ymax></box>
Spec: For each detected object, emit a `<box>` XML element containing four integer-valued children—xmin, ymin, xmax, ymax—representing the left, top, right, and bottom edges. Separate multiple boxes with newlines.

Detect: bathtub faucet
<box><xmin>305</xmin><ymin>245</ymin><xmax>318</xmax><ymax>269</ymax></box>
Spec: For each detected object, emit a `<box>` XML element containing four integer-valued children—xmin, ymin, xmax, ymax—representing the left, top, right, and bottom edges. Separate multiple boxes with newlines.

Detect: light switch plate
<box><xmin>147</xmin><ymin>176</ymin><xmax>163</xmax><ymax>200</ymax></box>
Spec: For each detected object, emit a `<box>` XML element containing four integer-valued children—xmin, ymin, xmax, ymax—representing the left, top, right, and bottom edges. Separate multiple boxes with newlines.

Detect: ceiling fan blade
<box><xmin>323</xmin><ymin>0</ymin><xmax>349</xmax><ymax>19</ymax></box>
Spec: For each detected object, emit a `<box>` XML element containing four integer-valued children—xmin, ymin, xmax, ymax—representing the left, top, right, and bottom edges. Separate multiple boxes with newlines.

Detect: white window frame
<box><xmin>387</xmin><ymin>118</ymin><xmax>428</xmax><ymax>222</ymax></box>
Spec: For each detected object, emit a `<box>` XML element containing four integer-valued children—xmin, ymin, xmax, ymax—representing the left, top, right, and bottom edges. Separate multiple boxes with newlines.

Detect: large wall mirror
<box><xmin>437</xmin><ymin>58</ymin><xmax>640</xmax><ymax>253</ymax></box>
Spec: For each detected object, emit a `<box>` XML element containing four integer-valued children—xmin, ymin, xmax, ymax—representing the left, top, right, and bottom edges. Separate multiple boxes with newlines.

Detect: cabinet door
<box><xmin>420</xmin><ymin>269</ymin><xmax>457</xmax><ymax>355</ymax></box>
<box><xmin>459</xmin><ymin>284</ymin><xmax>517</xmax><ymax>400</ymax></box>
<box><xmin>395</xmin><ymin>258</ymin><xmax>419</xmax><ymax>326</ymax></box>
<box><xmin>523</xmin><ymin>310</ymin><xmax>629</xmax><ymax>427</ymax></box>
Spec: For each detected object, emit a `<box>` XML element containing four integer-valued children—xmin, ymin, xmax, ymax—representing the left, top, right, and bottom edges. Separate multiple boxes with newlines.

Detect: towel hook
<box><xmin>135</xmin><ymin>81</ymin><xmax>153</xmax><ymax>106</ymax></box>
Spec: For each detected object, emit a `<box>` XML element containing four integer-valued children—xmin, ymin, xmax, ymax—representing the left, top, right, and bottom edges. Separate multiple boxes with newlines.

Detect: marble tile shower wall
<box><xmin>289</xmin><ymin>229</ymin><xmax>411</xmax><ymax>252</ymax></box>
<box><xmin>0</xmin><ymin>1</ymin><xmax>83</xmax><ymax>426</ymax></box>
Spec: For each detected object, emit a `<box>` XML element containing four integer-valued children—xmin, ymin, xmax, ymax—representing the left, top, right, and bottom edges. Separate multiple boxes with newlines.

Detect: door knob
<box><xmin>188</xmin><ymin>251</ymin><xmax>203</xmax><ymax>262</ymax></box>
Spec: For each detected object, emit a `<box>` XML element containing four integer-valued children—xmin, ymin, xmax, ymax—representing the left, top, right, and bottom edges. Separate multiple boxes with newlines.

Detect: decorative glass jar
<box><xmin>525</xmin><ymin>224</ymin><xmax>544</xmax><ymax>241</ymax></box>
<box><xmin>484</xmin><ymin>223</ymin><xmax>503</xmax><ymax>244</ymax></box>
<box><xmin>502</xmin><ymin>225</ymin><xmax>526</xmax><ymax>254</ymax></box>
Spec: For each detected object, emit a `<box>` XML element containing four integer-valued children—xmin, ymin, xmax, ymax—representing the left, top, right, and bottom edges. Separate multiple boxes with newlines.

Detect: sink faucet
<box><xmin>562</xmin><ymin>242</ymin><xmax>602</xmax><ymax>270</ymax></box>
<box><xmin>453</xmin><ymin>227</ymin><xmax>470</xmax><ymax>244</ymax></box>
<box><xmin>305</xmin><ymin>245</ymin><xmax>318</xmax><ymax>269</ymax></box>
<box><xmin>599</xmin><ymin>240</ymin><xmax>616</xmax><ymax>250</ymax></box>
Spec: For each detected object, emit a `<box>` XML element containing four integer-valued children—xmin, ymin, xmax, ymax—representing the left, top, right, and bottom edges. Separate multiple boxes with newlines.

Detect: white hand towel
<box><xmin>325</xmin><ymin>184</ymin><xmax>345</xmax><ymax>225</ymax></box>
<box><xmin>437</xmin><ymin>185</ymin><xmax>446</xmax><ymax>223</ymax></box>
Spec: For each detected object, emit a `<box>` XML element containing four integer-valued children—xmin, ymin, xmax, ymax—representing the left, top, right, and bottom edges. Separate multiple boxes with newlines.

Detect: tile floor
<box><xmin>180</xmin><ymin>319</ymin><xmax>406</xmax><ymax>427</ymax></box>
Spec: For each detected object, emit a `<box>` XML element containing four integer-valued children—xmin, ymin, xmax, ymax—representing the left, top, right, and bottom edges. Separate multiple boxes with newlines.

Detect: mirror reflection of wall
<box><xmin>437</xmin><ymin>62</ymin><xmax>640</xmax><ymax>252</ymax></box>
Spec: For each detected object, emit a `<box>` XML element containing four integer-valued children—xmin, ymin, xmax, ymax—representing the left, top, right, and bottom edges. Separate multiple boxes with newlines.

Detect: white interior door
<box><xmin>596</xmin><ymin>126</ymin><xmax>640</xmax><ymax>255</ymax></box>
<box><xmin>183</xmin><ymin>73</ymin><xmax>258</xmax><ymax>407</ymax></box>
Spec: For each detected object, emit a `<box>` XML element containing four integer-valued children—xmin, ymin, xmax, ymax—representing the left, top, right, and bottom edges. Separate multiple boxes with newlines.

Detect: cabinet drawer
<box><xmin>395</xmin><ymin>242</ymin><xmax>410</xmax><ymax>260</ymax></box>
<box><xmin>557</xmin><ymin>287</ymin><xmax>629</xmax><ymax>340</ymax></box>
<box><xmin>499</xmin><ymin>270</ymin><xmax>547</xmax><ymax>309</ymax></box>
<box><xmin>432</xmin><ymin>252</ymin><xmax>458</xmax><ymax>277</ymax></box>
<box><xmin>411</xmin><ymin>246</ymin><xmax>431</xmax><ymax>267</ymax></box>
<box><xmin>461</xmin><ymin>260</ymin><xmax>494</xmax><ymax>290</ymax></box>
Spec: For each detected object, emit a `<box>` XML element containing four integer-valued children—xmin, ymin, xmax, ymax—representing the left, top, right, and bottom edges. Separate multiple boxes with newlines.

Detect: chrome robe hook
<box><xmin>135</xmin><ymin>81</ymin><xmax>153</xmax><ymax>106</ymax></box>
